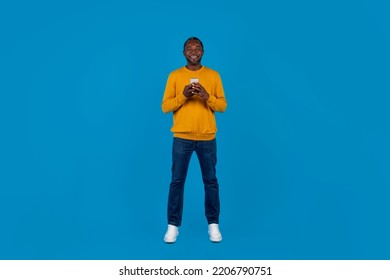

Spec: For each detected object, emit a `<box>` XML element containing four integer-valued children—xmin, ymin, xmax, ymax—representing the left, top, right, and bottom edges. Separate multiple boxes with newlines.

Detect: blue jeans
<box><xmin>167</xmin><ymin>137</ymin><xmax>220</xmax><ymax>226</ymax></box>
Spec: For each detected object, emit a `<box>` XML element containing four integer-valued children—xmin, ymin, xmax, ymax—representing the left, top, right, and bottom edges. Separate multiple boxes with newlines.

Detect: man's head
<box><xmin>183</xmin><ymin>37</ymin><xmax>204</xmax><ymax>67</ymax></box>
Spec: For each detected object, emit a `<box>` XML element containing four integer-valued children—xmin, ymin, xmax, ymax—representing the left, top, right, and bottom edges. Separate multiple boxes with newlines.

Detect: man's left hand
<box><xmin>191</xmin><ymin>83</ymin><xmax>209</xmax><ymax>101</ymax></box>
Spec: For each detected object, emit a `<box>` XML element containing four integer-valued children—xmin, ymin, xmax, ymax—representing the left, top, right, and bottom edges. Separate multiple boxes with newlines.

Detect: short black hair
<box><xmin>183</xmin><ymin>37</ymin><xmax>204</xmax><ymax>51</ymax></box>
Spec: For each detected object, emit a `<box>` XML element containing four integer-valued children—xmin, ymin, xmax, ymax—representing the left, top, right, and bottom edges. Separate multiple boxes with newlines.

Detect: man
<box><xmin>162</xmin><ymin>37</ymin><xmax>227</xmax><ymax>243</ymax></box>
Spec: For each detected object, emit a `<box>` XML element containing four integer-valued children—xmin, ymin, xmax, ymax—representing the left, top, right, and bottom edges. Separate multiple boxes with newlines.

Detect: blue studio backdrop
<box><xmin>1</xmin><ymin>0</ymin><xmax>389</xmax><ymax>259</ymax></box>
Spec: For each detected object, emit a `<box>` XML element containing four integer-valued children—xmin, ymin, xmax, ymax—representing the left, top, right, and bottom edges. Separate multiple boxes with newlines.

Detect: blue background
<box><xmin>1</xmin><ymin>0</ymin><xmax>389</xmax><ymax>259</ymax></box>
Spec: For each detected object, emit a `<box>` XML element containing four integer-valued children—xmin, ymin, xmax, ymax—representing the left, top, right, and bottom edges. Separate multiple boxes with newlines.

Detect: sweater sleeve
<box><xmin>206</xmin><ymin>73</ymin><xmax>227</xmax><ymax>112</ymax></box>
<box><xmin>161</xmin><ymin>73</ymin><xmax>188</xmax><ymax>113</ymax></box>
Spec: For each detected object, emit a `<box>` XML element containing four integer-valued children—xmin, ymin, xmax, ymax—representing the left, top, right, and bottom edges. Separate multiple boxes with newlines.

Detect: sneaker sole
<box><xmin>164</xmin><ymin>232</ymin><xmax>178</xmax><ymax>244</ymax></box>
<box><xmin>209</xmin><ymin>236</ymin><xmax>222</xmax><ymax>243</ymax></box>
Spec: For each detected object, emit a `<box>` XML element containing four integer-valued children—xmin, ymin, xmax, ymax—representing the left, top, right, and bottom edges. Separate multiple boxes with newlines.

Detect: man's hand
<box><xmin>191</xmin><ymin>82</ymin><xmax>209</xmax><ymax>100</ymax></box>
<box><xmin>183</xmin><ymin>84</ymin><xmax>194</xmax><ymax>99</ymax></box>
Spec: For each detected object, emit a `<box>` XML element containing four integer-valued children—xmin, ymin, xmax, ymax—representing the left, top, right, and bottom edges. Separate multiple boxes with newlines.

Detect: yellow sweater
<box><xmin>162</xmin><ymin>66</ymin><xmax>227</xmax><ymax>140</ymax></box>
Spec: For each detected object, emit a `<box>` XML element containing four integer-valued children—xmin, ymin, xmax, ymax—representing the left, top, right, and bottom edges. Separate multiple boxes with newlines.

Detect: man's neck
<box><xmin>185</xmin><ymin>64</ymin><xmax>202</xmax><ymax>71</ymax></box>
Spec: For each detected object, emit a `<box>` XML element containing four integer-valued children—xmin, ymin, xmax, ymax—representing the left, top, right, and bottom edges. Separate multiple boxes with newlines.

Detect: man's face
<box><xmin>183</xmin><ymin>40</ymin><xmax>204</xmax><ymax>66</ymax></box>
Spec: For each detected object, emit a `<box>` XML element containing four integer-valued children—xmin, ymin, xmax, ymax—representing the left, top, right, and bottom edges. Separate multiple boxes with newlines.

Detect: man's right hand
<box><xmin>183</xmin><ymin>84</ymin><xmax>194</xmax><ymax>99</ymax></box>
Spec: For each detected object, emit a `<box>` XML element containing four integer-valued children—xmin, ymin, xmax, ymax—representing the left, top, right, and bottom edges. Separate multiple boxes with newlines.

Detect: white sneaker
<box><xmin>208</xmin><ymin>223</ymin><xmax>222</xmax><ymax>242</ymax></box>
<box><xmin>164</xmin><ymin>225</ymin><xmax>179</xmax><ymax>243</ymax></box>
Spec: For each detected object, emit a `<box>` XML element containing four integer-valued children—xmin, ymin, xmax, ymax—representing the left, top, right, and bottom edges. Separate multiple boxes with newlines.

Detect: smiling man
<box><xmin>162</xmin><ymin>37</ymin><xmax>227</xmax><ymax>243</ymax></box>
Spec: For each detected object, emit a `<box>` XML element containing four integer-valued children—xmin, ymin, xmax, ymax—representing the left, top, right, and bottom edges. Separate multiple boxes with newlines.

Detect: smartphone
<box><xmin>190</xmin><ymin>78</ymin><xmax>199</xmax><ymax>84</ymax></box>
